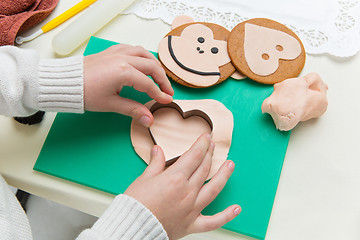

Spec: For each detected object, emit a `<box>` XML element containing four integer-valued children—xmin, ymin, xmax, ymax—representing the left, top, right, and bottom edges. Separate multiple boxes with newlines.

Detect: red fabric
<box><xmin>0</xmin><ymin>0</ymin><xmax>59</xmax><ymax>46</ymax></box>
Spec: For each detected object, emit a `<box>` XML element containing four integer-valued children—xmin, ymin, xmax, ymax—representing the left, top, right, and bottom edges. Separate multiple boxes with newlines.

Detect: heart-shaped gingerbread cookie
<box><xmin>228</xmin><ymin>18</ymin><xmax>306</xmax><ymax>84</ymax></box>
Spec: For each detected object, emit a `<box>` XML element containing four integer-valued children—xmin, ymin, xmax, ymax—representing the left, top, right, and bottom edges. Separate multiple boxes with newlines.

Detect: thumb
<box><xmin>107</xmin><ymin>95</ymin><xmax>154</xmax><ymax>127</ymax></box>
<box><xmin>144</xmin><ymin>145</ymin><xmax>166</xmax><ymax>177</ymax></box>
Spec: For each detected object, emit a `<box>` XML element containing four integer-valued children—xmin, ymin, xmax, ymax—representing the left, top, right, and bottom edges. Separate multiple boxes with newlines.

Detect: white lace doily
<box><xmin>124</xmin><ymin>0</ymin><xmax>360</xmax><ymax>57</ymax></box>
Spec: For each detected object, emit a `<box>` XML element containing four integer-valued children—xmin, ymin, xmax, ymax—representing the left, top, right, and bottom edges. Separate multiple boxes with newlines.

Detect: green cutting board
<box><xmin>34</xmin><ymin>36</ymin><xmax>290</xmax><ymax>240</ymax></box>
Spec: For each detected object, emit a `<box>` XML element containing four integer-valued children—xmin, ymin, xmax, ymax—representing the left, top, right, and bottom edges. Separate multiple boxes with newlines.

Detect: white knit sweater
<box><xmin>0</xmin><ymin>46</ymin><xmax>168</xmax><ymax>240</ymax></box>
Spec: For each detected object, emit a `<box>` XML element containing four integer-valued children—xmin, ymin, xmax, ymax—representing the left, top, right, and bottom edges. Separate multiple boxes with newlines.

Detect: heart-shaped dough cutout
<box><xmin>149</xmin><ymin>102</ymin><xmax>213</xmax><ymax>165</ymax></box>
<box><xmin>130</xmin><ymin>99</ymin><xmax>233</xmax><ymax>179</ymax></box>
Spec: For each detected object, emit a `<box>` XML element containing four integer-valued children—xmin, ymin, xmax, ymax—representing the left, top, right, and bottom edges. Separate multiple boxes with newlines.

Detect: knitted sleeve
<box><xmin>0</xmin><ymin>175</ymin><xmax>33</xmax><ymax>240</ymax></box>
<box><xmin>0</xmin><ymin>46</ymin><xmax>169</xmax><ymax>239</ymax></box>
<box><xmin>0</xmin><ymin>46</ymin><xmax>84</xmax><ymax>117</ymax></box>
<box><xmin>76</xmin><ymin>194</ymin><xmax>169</xmax><ymax>240</ymax></box>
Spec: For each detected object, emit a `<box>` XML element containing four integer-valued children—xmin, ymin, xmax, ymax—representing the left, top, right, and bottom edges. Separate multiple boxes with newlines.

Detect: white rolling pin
<box><xmin>53</xmin><ymin>0</ymin><xmax>136</xmax><ymax>55</ymax></box>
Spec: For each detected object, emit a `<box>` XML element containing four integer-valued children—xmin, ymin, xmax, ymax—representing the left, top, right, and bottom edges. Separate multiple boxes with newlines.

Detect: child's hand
<box><xmin>83</xmin><ymin>44</ymin><xmax>174</xmax><ymax>127</ymax></box>
<box><xmin>124</xmin><ymin>133</ymin><xmax>241</xmax><ymax>239</ymax></box>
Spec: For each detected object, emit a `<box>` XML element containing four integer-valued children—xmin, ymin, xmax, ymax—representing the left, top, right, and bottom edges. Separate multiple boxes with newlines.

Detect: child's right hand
<box><xmin>83</xmin><ymin>44</ymin><xmax>174</xmax><ymax>127</ymax></box>
<box><xmin>124</xmin><ymin>133</ymin><xmax>241</xmax><ymax>239</ymax></box>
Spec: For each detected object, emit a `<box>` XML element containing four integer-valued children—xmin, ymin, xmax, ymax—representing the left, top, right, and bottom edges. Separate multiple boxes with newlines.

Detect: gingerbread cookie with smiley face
<box><xmin>228</xmin><ymin>18</ymin><xmax>306</xmax><ymax>84</ymax></box>
<box><xmin>158</xmin><ymin>16</ymin><xmax>236</xmax><ymax>88</ymax></box>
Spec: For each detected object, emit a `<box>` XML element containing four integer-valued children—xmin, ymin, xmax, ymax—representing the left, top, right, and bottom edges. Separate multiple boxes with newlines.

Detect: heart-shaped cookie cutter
<box><xmin>149</xmin><ymin>102</ymin><xmax>213</xmax><ymax>166</ymax></box>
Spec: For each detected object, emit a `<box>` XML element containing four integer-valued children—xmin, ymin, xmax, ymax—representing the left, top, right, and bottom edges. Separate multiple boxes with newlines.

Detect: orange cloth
<box><xmin>0</xmin><ymin>0</ymin><xmax>58</xmax><ymax>46</ymax></box>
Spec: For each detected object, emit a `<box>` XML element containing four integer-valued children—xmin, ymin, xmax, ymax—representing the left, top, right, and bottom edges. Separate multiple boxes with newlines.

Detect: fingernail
<box><xmin>210</xmin><ymin>141</ymin><xmax>215</xmax><ymax>149</ymax></box>
<box><xmin>139</xmin><ymin>116</ymin><xmax>151</xmax><ymax>127</ymax></box>
<box><xmin>227</xmin><ymin>161</ymin><xmax>234</xmax><ymax>170</ymax></box>
<box><xmin>151</xmin><ymin>145</ymin><xmax>158</xmax><ymax>156</ymax></box>
<box><xmin>206</xmin><ymin>133</ymin><xmax>211</xmax><ymax>141</ymax></box>
<box><xmin>161</xmin><ymin>93</ymin><xmax>173</xmax><ymax>103</ymax></box>
<box><xmin>234</xmin><ymin>207</ymin><xmax>241</xmax><ymax>216</ymax></box>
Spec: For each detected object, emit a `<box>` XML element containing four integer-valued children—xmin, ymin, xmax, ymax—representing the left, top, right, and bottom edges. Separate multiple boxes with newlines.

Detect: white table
<box><xmin>1</xmin><ymin>1</ymin><xmax>360</xmax><ymax>239</ymax></box>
